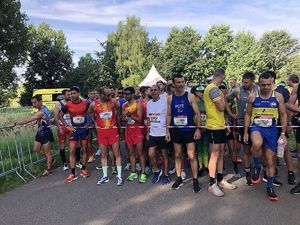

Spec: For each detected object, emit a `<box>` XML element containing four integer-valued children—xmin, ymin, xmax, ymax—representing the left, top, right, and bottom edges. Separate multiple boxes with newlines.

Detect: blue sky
<box><xmin>20</xmin><ymin>0</ymin><xmax>300</xmax><ymax>64</ymax></box>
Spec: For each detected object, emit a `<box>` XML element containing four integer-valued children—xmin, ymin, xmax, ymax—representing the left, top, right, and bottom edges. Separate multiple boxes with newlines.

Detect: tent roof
<box><xmin>139</xmin><ymin>65</ymin><xmax>166</xmax><ymax>87</ymax></box>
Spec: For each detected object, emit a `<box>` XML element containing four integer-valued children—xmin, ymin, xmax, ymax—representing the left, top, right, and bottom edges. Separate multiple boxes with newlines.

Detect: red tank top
<box><xmin>123</xmin><ymin>100</ymin><xmax>141</xmax><ymax>126</ymax></box>
<box><xmin>94</xmin><ymin>99</ymin><xmax>117</xmax><ymax>128</ymax></box>
<box><xmin>63</xmin><ymin>100</ymin><xmax>89</xmax><ymax>127</ymax></box>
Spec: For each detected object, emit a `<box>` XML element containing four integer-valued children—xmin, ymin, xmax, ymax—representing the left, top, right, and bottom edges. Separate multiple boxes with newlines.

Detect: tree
<box><xmin>277</xmin><ymin>54</ymin><xmax>300</xmax><ymax>80</ymax></box>
<box><xmin>226</xmin><ymin>31</ymin><xmax>266</xmax><ymax>81</ymax></box>
<box><xmin>20</xmin><ymin>23</ymin><xmax>73</xmax><ymax>106</ymax></box>
<box><xmin>161</xmin><ymin>26</ymin><xmax>202</xmax><ymax>80</ymax></box>
<box><xmin>259</xmin><ymin>30</ymin><xmax>299</xmax><ymax>77</ymax></box>
<box><xmin>0</xmin><ymin>0</ymin><xmax>29</xmax><ymax>106</ymax></box>
<box><xmin>61</xmin><ymin>53</ymin><xmax>97</xmax><ymax>96</ymax></box>
<box><xmin>201</xmin><ymin>24</ymin><xmax>234</xmax><ymax>77</ymax></box>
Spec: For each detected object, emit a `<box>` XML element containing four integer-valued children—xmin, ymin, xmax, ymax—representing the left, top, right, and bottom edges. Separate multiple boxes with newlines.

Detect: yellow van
<box><xmin>32</xmin><ymin>88</ymin><xmax>69</xmax><ymax>112</ymax></box>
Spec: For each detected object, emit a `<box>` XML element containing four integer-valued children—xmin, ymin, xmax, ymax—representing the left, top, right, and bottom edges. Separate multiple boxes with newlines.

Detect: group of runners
<box><xmin>12</xmin><ymin>68</ymin><xmax>300</xmax><ymax>201</ymax></box>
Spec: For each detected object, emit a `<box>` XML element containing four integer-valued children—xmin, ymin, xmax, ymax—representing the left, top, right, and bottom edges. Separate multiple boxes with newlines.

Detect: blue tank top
<box><xmin>171</xmin><ymin>92</ymin><xmax>194</xmax><ymax>131</ymax></box>
<box><xmin>251</xmin><ymin>91</ymin><xmax>279</xmax><ymax>127</ymax></box>
<box><xmin>38</xmin><ymin>106</ymin><xmax>51</xmax><ymax>132</ymax></box>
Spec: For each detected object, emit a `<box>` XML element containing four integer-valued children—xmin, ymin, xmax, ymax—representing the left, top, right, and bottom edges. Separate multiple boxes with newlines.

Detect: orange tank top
<box><xmin>94</xmin><ymin>99</ymin><xmax>117</xmax><ymax>128</ymax></box>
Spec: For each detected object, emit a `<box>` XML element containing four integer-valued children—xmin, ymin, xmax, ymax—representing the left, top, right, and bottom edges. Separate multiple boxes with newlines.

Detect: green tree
<box><xmin>226</xmin><ymin>31</ymin><xmax>266</xmax><ymax>81</ymax></box>
<box><xmin>0</xmin><ymin>0</ymin><xmax>29</xmax><ymax>106</ymax></box>
<box><xmin>161</xmin><ymin>26</ymin><xmax>202</xmax><ymax>80</ymax></box>
<box><xmin>259</xmin><ymin>30</ymin><xmax>299</xmax><ymax>76</ymax></box>
<box><xmin>201</xmin><ymin>24</ymin><xmax>234</xmax><ymax>77</ymax></box>
<box><xmin>20</xmin><ymin>23</ymin><xmax>73</xmax><ymax>106</ymax></box>
<box><xmin>277</xmin><ymin>54</ymin><xmax>300</xmax><ymax>80</ymax></box>
<box><xmin>61</xmin><ymin>53</ymin><xmax>97</xmax><ymax>96</ymax></box>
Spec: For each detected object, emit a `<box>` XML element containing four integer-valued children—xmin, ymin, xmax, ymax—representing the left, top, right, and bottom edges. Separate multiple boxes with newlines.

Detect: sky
<box><xmin>20</xmin><ymin>0</ymin><xmax>300</xmax><ymax>64</ymax></box>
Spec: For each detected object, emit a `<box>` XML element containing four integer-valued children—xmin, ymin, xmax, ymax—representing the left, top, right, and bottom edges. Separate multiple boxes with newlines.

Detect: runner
<box><xmin>166</xmin><ymin>74</ymin><xmax>201</xmax><ymax>193</ymax></box>
<box><xmin>13</xmin><ymin>95</ymin><xmax>54</xmax><ymax>176</ymax></box>
<box><xmin>88</xmin><ymin>87</ymin><xmax>123</xmax><ymax>186</ymax></box>
<box><xmin>287</xmin><ymin>74</ymin><xmax>299</xmax><ymax>89</ymax></box>
<box><xmin>54</xmin><ymin>89</ymin><xmax>71</xmax><ymax>171</ymax></box>
<box><xmin>157</xmin><ymin>80</ymin><xmax>168</xmax><ymax>98</ymax></box>
<box><xmin>86</xmin><ymin>90</ymin><xmax>97</xmax><ymax>163</ymax></box>
<box><xmin>243</xmin><ymin>71</ymin><xmax>287</xmax><ymax>201</ymax></box>
<box><xmin>193</xmin><ymin>85</ymin><xmax>209</xmax><ymax>177</ymax></box>
<box><xmin>166</xmin><ymin>83</ymin><xmax>175</xmax><ymax>96</ymax></box>
<box><xmin>147</xmin><ymin>84</ymin><xmax>170</xmax><ymax>185</ymax></box>
<box><xmin>60</xmin><ymin>86</ymin><xmax>90</xmax><ymax>183</ymax></box>
<box><xmin>204</xmin><ymin>68</ymin><xmax>237</xmax><ymax>197</ymax></box>
<box><xmin>122</xmin><ymin>87</ymin><xmax>147</xmax><ymax>183</ymax></box>
<box><xmin>227</xmin><ymin>72</ymin><xmax>259</xmax><ymax>185</ymax></box>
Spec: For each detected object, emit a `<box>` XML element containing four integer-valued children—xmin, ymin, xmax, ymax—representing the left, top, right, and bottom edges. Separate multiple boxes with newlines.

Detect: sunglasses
<box><xmin>196</xmin><ymin>90</ymin><xmax>204</xmax><ymax>93</ymax></box>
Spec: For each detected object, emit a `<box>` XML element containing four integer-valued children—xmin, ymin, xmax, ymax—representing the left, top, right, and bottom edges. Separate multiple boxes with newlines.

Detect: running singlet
<box><xmin>170</xmin><ymin>92</ymin><xmax>194</xmax><ymax>132</ymax></box>
<box><xmin>203</xmin><ymin>83</ymin><xmax>225</xmax><ymax>130</ymax></box>
<box><xmin>147</xmin><ymin>97</ymin><xmax>167</xmax><ymax>136</ymax></box>
<box><xmin>58</xmin><ymin>101</ymin><xmax>72</xmax><ymax>127</ymax></box>
<box><xmin>37</xmin><ymin>106</ymin><xmax>52</xmax><ymax>132</ymax></box>
<box><xmin>62</xmin><ymin>100</ymin><xmax>89</xmax><ymax>127</ymax></box>
<box><xmin>123</xmin><ymin>101</ymin><xmax>141</xmax><ymax>126</ymax></box>
<box><xmin>94</xmin><ymin>99</ymin><xmax>117</xmax><ymax>129</ymax></box>
<box><xmin>251</xmin><ymin>91</ymin><xmax>279</xmax><ymax>127</ymax></box>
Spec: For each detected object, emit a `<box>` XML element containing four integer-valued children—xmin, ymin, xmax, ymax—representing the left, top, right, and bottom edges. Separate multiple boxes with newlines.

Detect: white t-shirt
<box><xmin>147</xmin><ymin>97</ymin><xmax>167</xmax><ymax>137</ymax></box>
<box><xmin>160</xmin><ymin>92</ymin><xmax>168</xmax><ymax>99</ymax></box>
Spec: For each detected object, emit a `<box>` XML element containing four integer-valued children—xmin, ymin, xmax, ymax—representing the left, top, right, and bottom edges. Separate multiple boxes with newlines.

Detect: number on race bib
<box><xmin>174</xmin><ymin>116</ymin><xmax>188</xmax><ymax>126</ymax></box>
<box><xmin>149</xmin><ymin>113</ymin><xmax>161</xmax><ymax>123</ymax></box>
<box><xmin>73</xmin><ymin>116</ymin><xmax>85</xmax><ymax>124</ymax></box>
<box><xmin>99</xmin><ymin>111</ymin><xmax>113</xmax><ymax>120</ymax></box>
<box><xmin>253</xmin><ymin>117</ymin><xmax>273</xmax><ymax>127</ymax></box>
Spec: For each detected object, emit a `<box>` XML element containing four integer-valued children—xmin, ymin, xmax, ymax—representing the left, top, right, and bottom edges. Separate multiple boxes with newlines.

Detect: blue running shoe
<box><xmin>97</xmin><ymin>176</ymin><xmax>109</xmax><ymax>185</ymax></box>
<box><xmin>152</xmin><ymin>169</ymin><xmax>163</xmax><ymax>184</ymax></box>
<box><xmin>161</xmin><ymin>175</ymin><xmax>170</xmax><ymax>185</ymax></box>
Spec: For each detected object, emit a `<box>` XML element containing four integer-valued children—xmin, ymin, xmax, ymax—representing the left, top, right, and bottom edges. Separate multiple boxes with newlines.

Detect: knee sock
<box><xmin>253</xmin><ymin>157</ymin><xmax>261</xmax><ymax>169</ymax></box>
<box><xmin>76</xmin><ymin>147</ymin><xmax>81</xmax><ymax>163</ymax></box>
<box><xmin>60</xmin><ymin>149</ymin><xmax>66</xmax><ymax>164</ymax></box>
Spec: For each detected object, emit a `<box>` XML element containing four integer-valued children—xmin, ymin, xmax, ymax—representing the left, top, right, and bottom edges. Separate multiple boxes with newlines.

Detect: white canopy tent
<box><xmin>139</xmin><ymin>65</ymin><xmax>166</xmax><ymax>87</ymax></box>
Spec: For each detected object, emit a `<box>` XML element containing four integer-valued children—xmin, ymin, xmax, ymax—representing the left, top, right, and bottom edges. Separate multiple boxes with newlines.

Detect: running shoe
<box><xmin>145</xmin><ymin>166</ymin><xmax>152</xmax><ymax>175</ymax></box>
<box><xmin>139</xmin><ymin>173</ymin><xmax>147</xmax><ymax>183</ymax></box>
<box><xmin>80</xmin><ymin>169</ymin><xmax>90</xmax><ymax>178</ymax></box>
<box><xmin>218</xmin><ymin>179</ymin><xmax>237</xmax><ymax>190</ymax></box>
<box><xmin>290</xmin><ymin>182</ymin><xmax>300</xmax><ymax>195</ymax></box>
<box><xmin>208</xmin><ymin>183</ymin><xmax>224</xmax><ymax>197</ymax></box>
<box><xmin>193</xmin><ymin>179</ymin><xmax>201</xmax><ymax>193</ymax></box>
<box><xmin>172</xmin><ymin>177</ymin><xmax>183</xmax><ymax>190</ymax></box>
<box><xmin>152</xmin><ymin>169</ymin><xmax>163</xmax><ymax>184</ymax></box>
<box><xmin>168</xmin><ymin>167</ymin><xmax>176</xmax><ymax>175</ymax></box>
<box><xmin>251</xmin><ymin>166</ymin><xmax>262</xmax><ymax>184</ymax></box>
<box><xmin>76</xmin><ymin>162</ymin><xmax>83</xmax><ymax>169</ymax></box>
<box><xmin>245</xmin><ymin>175</ymin><xmax>253</xmax><ymax>186</ymax></box>
<box><xmin>127</xmin><ymin>172</ymin><xmax>138</xmax><ymax>181</ymax></box>
<box><xmin>288</xmin><ymin>172</ymin><xmax>296</xmax><ymax>185</ymax></box>
<box><xmin>64</xmin><ymin>174</ymin><xmax>78</xmax><ymax>184</ymax></box>
<box><xmin>136</xmin><ymin>162</ymin><xmax>142</xmax><ymax>172</ymax></box>
<box><xmin>63</xmin><ymin>163</ymin><xmax>69</xmax><ymax>171</ymax></box>
<box><xmin>88</xmin><ymin>156</ymin><xmax>95</xmax><ymax>163</ymax></box>
<box><xmin>267</xmin><ymin>187</ymin><xmax>279</xmax><ymax>201</ymax></box>
<box><xmin>181</xmin><ymin>170</ymin><xmax>186</xmax><ymax>180</ymax></box>
<box><xmin>97</xmin><ymin>176</ymin><xmax>110</xmax><ymax>185</ymax></box>
<box><xmin>262</xmin><ymin>174</ymin><xmax>283</xmax><ymax>187</ymax></box>
<box><xmin>112</xmin><ymin>165</ymin><xmax>117</xmax><ymax>174</ymax></box>
<box><xmin>96</xmin><ymin>164</ymin><xmax>102</xmax><ymax>170</ymax></box>
<box><xmin>124</xmin><ymin>163</ymin><xmax>131</xmax><ymax>171</ymax></box>
<box><xmin>161</xmin><ymin>175</ymin><xmax>170</xmax><ymax>185</ymax></box>
<box><xmin>234</xmin><ymin>172</ymin><xmax>241</xmax><ymax>178</ymax></box>
<box><xmin>117</xmin><ymin>177</ymin><xmax>124</xmax><ymax>186</ymax></box>
<box><xmin>42</xmin><ymin>169</ymin><xmax>52</xmax><ymax>177</ymax></box>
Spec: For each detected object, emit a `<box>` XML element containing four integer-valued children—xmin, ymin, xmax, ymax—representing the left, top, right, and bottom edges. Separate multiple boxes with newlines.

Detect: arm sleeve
<box><xmin>209</xmin><ymin>87</ymin><xmax>221</xmax><ymax>102</ymax></box>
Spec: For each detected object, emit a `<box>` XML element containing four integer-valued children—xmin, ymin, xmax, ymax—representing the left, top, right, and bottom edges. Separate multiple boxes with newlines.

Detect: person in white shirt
<box><xmin>146</xmin><ymin>84</ymin><xmax>170</xmax><ymax>185</ymax></box>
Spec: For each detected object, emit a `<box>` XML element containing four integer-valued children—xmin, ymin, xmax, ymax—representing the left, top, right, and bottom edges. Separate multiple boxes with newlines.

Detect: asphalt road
<box><xmin>0</xmin><ymin>156</ymin><xmax>299</xmax><ymax>225</ymax></box>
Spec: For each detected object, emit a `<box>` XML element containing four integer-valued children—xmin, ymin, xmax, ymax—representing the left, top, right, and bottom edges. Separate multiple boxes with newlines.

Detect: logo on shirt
<box><xmin>270</xmin><ymin>102</ymin><xmax>277</xmax><ymax>108</ymax></box>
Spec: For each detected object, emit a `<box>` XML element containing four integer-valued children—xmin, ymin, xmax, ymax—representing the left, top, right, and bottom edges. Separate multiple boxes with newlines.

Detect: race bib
<box><xmin>253</xmin><ymin>117</ymin><xmax>272</xmax><ymax>127</ymax></box>
<box><xmin>73</xmin><ymin>116</ymin><xmax>85</xmax><ymax>124</ymax></box>
<box><xmin>174</xmin><ymin>116</ymin><xmax>188</xmax><ymax>126</ymax></box>
<box><xmin>127</xmin><ymin>118</ymin><xmax>135</xmax><ymax>125</ymax></box>
<box><xmin>100</xmin><ymin>111</ymin><xmax>113</xmax><ymax>120</ymax></box>
<box><xmin>149</xmin><ymin>113</ymin><xmax>161</xmax><ymax>123</ymax></box>
<box><xmin>200</xmin><ymin>114</ymin><xmax>207</xmax><ymax>122</ymax></box>
<box><xmin>64</xmin><ymin>114</ymin><xmax>72</xmax><ymax>126</ymax></box>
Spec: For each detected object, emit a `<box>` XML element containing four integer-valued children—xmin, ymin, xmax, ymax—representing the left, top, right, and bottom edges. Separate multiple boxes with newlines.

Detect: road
<box><xmin>0</xmin><ymin>156</ymin><xmax>299</xmax><ymax>225</ymax></box>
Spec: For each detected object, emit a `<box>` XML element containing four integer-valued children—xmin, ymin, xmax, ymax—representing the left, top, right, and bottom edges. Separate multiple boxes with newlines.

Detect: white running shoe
<box><xmin>181</xmin><ymin>170</ymin><xmax>186</xmax><ymax>180</ymax></box>
<box><xmin>208</xmin><ymin>183</ymin><xmax>225</xmax><ymax>197</ymax></box>
<box><xmin>95</xmin><ymin>148</ymin><xmax>101</xmax><ymax>156</ymax></box>
<box><xmin>218</xmin><ymin>179</ymin><xmax>238</xmax><ymax>190</ymax></box>
<box><xmin>124</xmin><ymin>163</ymin><xmax>131</xmax><ymax>171</ymax></box>
<box><xmin>63</xmin><ymin>163</ymin><xmax>69</xmax><ymax>171</ymax></box>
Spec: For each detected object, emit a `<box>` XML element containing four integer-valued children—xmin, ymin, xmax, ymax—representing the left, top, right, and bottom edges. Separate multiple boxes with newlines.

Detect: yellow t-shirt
<box><xmin>203</xmin><ymin>83</ymin><xmax>225</xmax><ymax>130</ymax></box>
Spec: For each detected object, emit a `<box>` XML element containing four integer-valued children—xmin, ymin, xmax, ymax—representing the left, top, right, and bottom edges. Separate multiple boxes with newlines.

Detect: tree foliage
<box><xmin>20</xmin><ymin>23</ymin><xmax>72</xmax><ymax>106</ymax></box>
<box><xmin>0</xmin><ymin>0</ymin><xmax>29</xmax><ymax>106</ymax></box>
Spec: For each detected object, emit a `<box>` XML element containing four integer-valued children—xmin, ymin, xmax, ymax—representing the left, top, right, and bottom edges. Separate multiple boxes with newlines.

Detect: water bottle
<box><xmin>277</xmin><ymin>138</ymin><xmax>285</xmax><ymax>158</ymax></box>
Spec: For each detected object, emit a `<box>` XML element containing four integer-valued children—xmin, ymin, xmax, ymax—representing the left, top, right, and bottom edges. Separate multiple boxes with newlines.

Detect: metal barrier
<box><xmin>0</xmin><ymin>125</ymin><xmax>59</xmax><ymax>182</ymax></box>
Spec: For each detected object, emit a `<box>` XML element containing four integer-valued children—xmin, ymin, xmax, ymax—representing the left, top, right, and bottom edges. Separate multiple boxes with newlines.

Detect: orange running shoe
<box><xmin>64</xmin><ymin>173</ymin><xmax>78</xmax><ymax>184</ymax></box>
<box><xmin>80</xmin><ymin>169</ymin><xmax>90</xmax><ymax>178</ymax></box>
